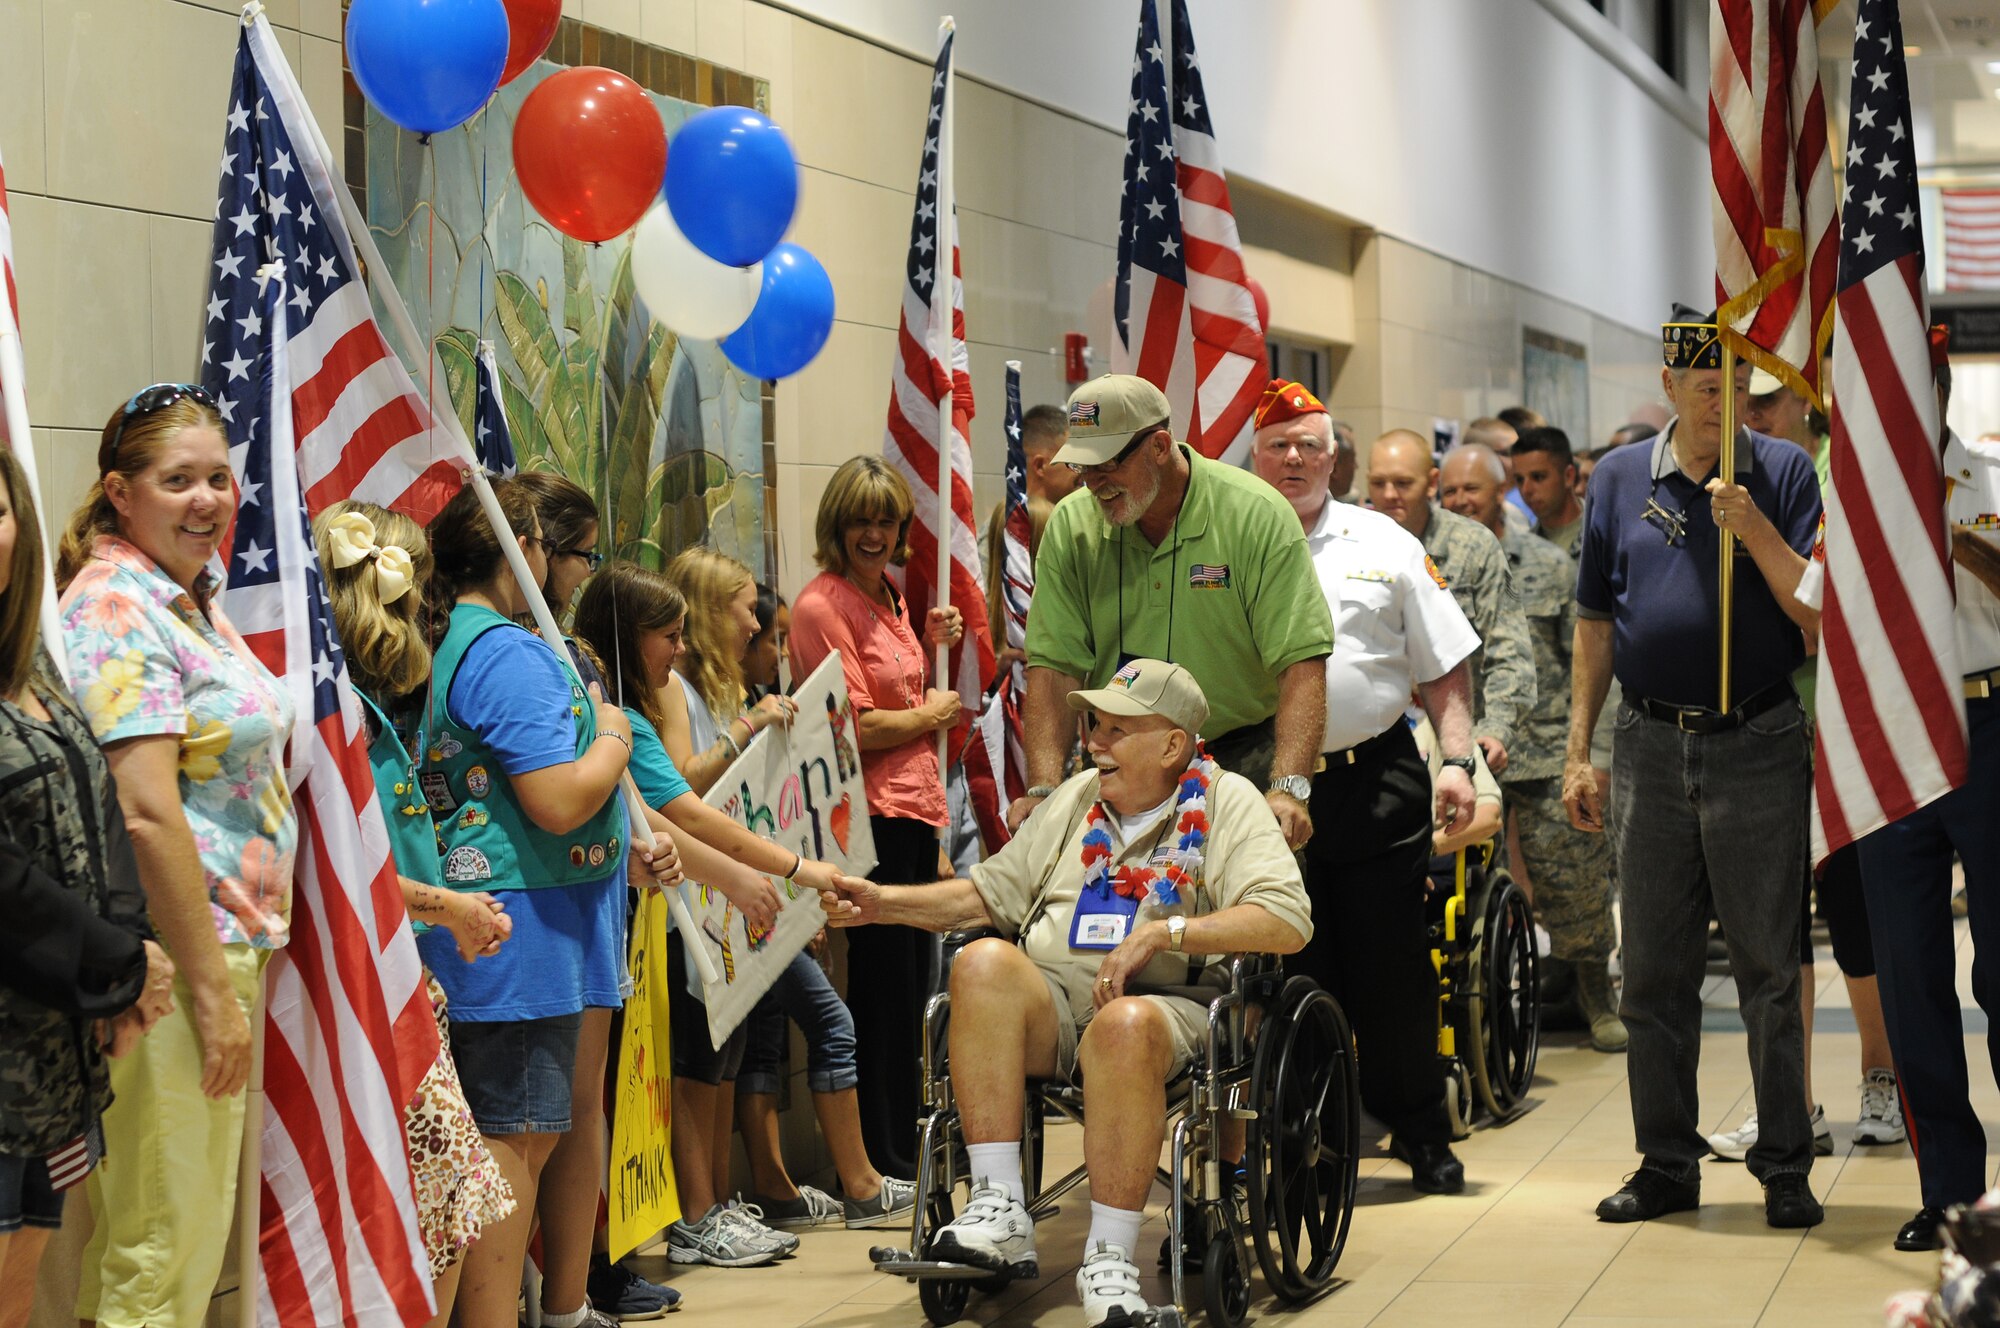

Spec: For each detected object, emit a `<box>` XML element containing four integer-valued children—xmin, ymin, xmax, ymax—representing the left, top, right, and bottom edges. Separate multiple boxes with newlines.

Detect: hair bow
<box><xmin>323</xmin><ymin>511</ymin><xmax>416</xmax><ymax>604</ymax></box>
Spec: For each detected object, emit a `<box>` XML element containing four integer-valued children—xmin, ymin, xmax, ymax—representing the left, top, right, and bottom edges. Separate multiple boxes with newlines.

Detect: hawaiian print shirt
<box><xmin>60</xmin><ymin>536</ymin><xmax>297</xmax><ymax>949</ymax></box>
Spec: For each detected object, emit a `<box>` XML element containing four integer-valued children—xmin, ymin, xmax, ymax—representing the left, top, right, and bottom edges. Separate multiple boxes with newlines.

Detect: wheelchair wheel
<box><xmin>1468</xmin><ymin>875</ymin><xmax>1540</xmax><ymax>1118</ymax></box>
<box><xmin>918</xmin><ymin>1275</ymin><xmax>970</xmax><ymax>1326</ymax></box>
<box><xmin>1246</xmin><ymin>977</ymin><xmax>1359</xmax><ymax>1302</ymax></box>
<box><xmin>1201</xmin><ymin>1225</ymin><xmax>1251</xmax><ymax>1328</ymax></box>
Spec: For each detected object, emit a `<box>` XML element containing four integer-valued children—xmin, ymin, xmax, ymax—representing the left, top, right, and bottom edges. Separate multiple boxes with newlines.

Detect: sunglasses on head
<box><xmin>103</xmin><ymin>383</ymin><xmax>218</xmax><ymax>466</ymax></box>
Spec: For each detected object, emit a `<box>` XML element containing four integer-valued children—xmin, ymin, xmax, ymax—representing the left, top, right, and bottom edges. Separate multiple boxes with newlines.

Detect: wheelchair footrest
<box><xmin>871</xmin><ymin>1250</ymin><xmax>1038</xmax><ymax>1283</ymax></box>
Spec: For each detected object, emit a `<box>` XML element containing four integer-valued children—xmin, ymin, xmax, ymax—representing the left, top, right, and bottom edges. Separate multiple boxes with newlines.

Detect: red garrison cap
<box><xmin>1931</xmin><ymin>324</ymin><xmax>1951</xmax><ymax>370</ymax></box>
<box><xmin>1254</xmin><ymin>379</ymin><xmax>1326</xmax><ymax>431</ymax></box>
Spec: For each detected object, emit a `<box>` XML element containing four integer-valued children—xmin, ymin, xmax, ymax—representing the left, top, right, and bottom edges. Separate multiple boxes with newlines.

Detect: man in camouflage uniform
<box><xmin>1440</xmin><ymin>445</ymin><xmax>1623</xmax><ymax>1050</ymax></box>
<box><xmin>1368</xmin><ymin>430</ymin><xmax>1536</xmax><ymax>777</ymax></box>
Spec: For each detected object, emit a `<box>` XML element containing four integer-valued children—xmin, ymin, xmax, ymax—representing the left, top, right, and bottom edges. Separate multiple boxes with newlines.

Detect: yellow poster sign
<box><xmin>608</xmin><ymin>889</ymin><xmax>680</xmax><ymax>1260</ymax></box>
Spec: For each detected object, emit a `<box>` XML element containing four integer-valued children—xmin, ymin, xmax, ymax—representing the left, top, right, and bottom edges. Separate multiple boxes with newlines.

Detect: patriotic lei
<box><xmin>1079</xmin><ymin>748</ymin><xmax>1214</xmax><ymax>909</ymax></box>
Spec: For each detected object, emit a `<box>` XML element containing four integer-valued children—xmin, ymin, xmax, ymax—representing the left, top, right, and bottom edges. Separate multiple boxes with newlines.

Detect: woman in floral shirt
<box><xmin>55</xmin><ymin>385</ymin><xmax>297</xmax><ymax>1328</ymax></box>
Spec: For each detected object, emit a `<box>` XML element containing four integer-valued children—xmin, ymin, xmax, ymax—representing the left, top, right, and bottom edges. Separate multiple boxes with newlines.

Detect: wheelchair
<box><xmin>1428</xmin><ymin>842</ymin><xmax>1541</xmax><ymax>1137</ymax></box>
<box><xmin>871</xmin><ymin>939</ymin><xmax>1361</xmax><ymax>1328</ymax></box>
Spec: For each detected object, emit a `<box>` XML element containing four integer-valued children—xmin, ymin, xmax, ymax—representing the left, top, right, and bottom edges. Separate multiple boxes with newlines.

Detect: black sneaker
<box><xmin>1595</xmin><ymin>1168</ymin><xmax>1699</xmax><ymax>1223</ymax></box>
<box><xmin>587</xmin><ymin>1252</ymin><xmax>681</xmax><ymax>1320</ymax></box>
<box><xmin>1763</xmin><ymin>1173</ymin><xmax>1823</xmax><ymax>1229</ymax></box>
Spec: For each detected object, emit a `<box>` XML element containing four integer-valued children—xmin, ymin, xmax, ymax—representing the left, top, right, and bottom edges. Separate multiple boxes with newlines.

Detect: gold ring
<box><xmin>1098</xmin><ymin>977</ymin><xmax>1112</xmax><ymax>987</ymax></box>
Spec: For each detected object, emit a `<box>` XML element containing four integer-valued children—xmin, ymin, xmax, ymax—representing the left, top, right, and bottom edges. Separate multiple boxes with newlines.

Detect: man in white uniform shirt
<box><xmin>1251</xmin><ymin>379</ymin><xmax>1482</xmax><ymax>1194</ymax></box>
<box><xmin>1797</xmin><ymin>330</ymin><xmax>2000</xmax><ymax>1252</ymax></box>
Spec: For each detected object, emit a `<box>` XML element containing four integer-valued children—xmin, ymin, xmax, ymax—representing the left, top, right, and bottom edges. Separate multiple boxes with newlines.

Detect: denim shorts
<box><xmin>0</xmin><ymin>1150</ymin><xmax>70</xmax><ymax>1233</ymax></box>
<box><xmin>449</xmin><ymin>1012</ymin><xmax>583</xmax><ymax>1135</ymax></box>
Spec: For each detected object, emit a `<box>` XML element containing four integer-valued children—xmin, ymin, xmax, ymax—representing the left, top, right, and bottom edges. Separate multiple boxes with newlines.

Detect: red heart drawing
<box><xmin>831</xmin><ymin>793</ymin><xmax>852</xmax><ymax>856</ymax></box>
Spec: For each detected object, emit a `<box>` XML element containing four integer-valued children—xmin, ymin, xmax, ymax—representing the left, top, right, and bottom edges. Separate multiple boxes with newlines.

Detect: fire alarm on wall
<box><xmin>1064</xmin><ymin>332</ymin><xmax>1090</xmax><ymax>384</ymax></box>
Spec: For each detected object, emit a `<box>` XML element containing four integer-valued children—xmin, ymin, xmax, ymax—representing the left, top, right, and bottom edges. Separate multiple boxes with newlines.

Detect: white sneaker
<box><xmin>1076</xmin><ymin>1242</ymin><xmax>1148</xmax><ymax>1328</ymax></box>
<box><xmin>1707</xmin><ymin>1105</ymin><xmax>1835</xmax><ymax>1162</ymax></box>
<box><xmin>1534</xmin><ymin>924</ymin><xmax>1553</xmax><ymax>959</ymax></box>
<box><xmin>1855</xmin><ymin>1069</ymin><xmax>1907</xmax><ymax>1145</ymax></box>
<box><xmin>665</xmin><ymin>1204</ymin><xmax>783</xmax><ymax>1267</ymax></box>
<box><xmin>723</xmin><ymin>1198</ymin><xmax>799</xmax><ymax>1254</ymax></box>
<box><xmin>928</xmin><ymin>1181</ymin><xmax>1038</xmax><ymax>1277</ymax></box>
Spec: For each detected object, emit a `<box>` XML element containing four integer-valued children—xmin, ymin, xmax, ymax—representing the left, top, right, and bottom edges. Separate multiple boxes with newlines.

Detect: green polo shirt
<box><xmin>1026</xmin><ymin>444</ymin><xmax>1334</xmax><ymax>738</ymax></box>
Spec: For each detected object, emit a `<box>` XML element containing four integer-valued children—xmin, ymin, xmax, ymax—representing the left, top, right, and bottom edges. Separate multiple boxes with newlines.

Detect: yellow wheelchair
<box><xmin>1428</xmin><ymin>841</ymin><xmax>1541</xmax><ymax>1136</ymax></box>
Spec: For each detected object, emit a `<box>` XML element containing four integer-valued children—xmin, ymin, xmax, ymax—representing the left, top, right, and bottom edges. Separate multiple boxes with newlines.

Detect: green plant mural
<box><xmin>363</xmin><ymin>59</ymin><xmax>768</xmax><ymax>576</ymax></box>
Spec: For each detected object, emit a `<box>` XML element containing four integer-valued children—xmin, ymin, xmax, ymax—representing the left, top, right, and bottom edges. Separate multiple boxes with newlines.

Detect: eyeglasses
<box><xmin>1259</xmin><ymin>436</ymin><xmax>1328</xmax><ymax>460</ymax></box>
<box><xmin>104</xmin><ymin>383</ymin><xmax>217</xmax><ymax>464</ymax></box>
<box><xmin>1640</xmin><ymin>476</ymin><xmax>1687</xmax><ymax>547</ymax></box>
<box><xmin>561</xmin><ymin>547</ymin><xmax>604</xmax><ymax>570</ymax></box>
<box><xmin>1065</xmin><ymin>425</ymin><xmax>1162</xmax><ymax>476</ymax></box>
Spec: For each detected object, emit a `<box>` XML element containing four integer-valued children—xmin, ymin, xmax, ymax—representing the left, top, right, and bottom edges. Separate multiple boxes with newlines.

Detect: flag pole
<box><xmin>932</xmin><ymin>16</ymin><xmax>956</xmax><ymax>784</ymax></box>
<box><xmin>0</xmin><ymin>308</ymin><xmax>67</xmax><ymax>687</ymax></box>
<box><xmin>236</xmin><ymin>980</ymin><xmax>266</xmax><ymax>1328</ymax></box>
<box><xmin>1718</xmin><ymin>338</ymin><xmax>1738</xmax><ymax>711</ymax></box>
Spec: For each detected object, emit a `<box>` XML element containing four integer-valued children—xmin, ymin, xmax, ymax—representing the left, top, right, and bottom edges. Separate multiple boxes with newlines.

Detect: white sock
<box><xmin>1086</xmin><ymin>1200</ymin><xmax>1144</xmax><ymax>1257</ymax></box>
<box><xmin>965</xmin><ymin>1142</ymin><xmax>1024</xmax><ymax>1202</ymax></box>
<box><xmin>540</xmin><ymin>1305</ymin><xmax>591</xmax><ymax>1328</ymax></box>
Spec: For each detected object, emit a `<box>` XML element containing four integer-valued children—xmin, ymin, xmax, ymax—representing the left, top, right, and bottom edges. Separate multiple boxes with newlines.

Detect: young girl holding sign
<box><xmin>313</xmin><ymin>501</ymin><xmax>516</xmax><ymax>1326</ymax></box>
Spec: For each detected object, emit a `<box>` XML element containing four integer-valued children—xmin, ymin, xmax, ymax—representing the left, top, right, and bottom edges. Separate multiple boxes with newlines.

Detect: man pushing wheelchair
<box><xmin>819</xmin><ymin>659</ymin><xmax>1312</xmax><ymax>1328</ymax></box>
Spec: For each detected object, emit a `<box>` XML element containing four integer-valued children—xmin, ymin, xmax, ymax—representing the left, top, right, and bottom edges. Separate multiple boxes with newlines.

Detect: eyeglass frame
<box><xmin>1064</xmin><ymin>421</ymin><xmax>1170</xmax><ymax>476</ymax></box>
<box><xmin>102</xmin><ymin>383</ymin><xmax>218</xmax><ymax>470</ymax></box>
<box><xmin>560</xmin><ymin>546</ymin><xmax>604</xmax><ymax>570</ymax></box>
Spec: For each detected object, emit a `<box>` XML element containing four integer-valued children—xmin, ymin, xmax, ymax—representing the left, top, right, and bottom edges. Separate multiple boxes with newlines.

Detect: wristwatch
<box><xmin>1267</xmin><ymin>775</ymin><xmax>1312</xmax><ymax>803</ymax></box>
<box><xmin>1441</xmin><ymin>756</ymin><xmax>1477</xmax><ymax>777</ymax></box>
<box><xmin>1166</xmin><ymin>914</ymin><xmax>1187</xmax><ymax>953</ymax></box>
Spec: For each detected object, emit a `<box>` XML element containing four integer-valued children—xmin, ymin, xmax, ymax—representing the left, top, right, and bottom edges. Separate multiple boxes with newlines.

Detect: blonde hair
<box><xmin>666</xmin><ymin>546</ymin><xmax>753</xmax><ymax>720</ymax></box>
<box><xmin>58</xmin><ymin>395</ymin><xmax>225</xmax><ymax>590</ymax></box>
<box><xmin>315</xmin><ymin>500</ymin><xmax>434</xmax><ymax>702</ymax></box>
<box><xmin>0</xmin><ymin>450</ymin><xmax>46</xmax><ymax>699</ymax></box>
<box><xmin>813</xmin><ymin>456</ymin><xmax>913</xmax><ymax>575</ymax></box>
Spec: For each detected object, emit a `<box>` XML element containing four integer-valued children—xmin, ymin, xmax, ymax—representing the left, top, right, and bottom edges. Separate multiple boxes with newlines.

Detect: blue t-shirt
<box><xmin>419</xmin><ymin>626</ymin><xmax>629</xmax><ymax>1020</ymax></box>
<box><xmin>626</xmin><ymin>708</ymin><xmax>693</xmax><ymax>812</ymax></box>
<box><xmin>1575</xmin><ymin>426</ymin><xmax>1821</xmax><ymax>710</ymax></box>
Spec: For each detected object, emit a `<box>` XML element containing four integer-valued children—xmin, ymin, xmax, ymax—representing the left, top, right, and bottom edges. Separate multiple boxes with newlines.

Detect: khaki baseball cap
<box><xmin>1066</xmin><ymin>658</ymin><xmax>1209</xmax><ymax>734</ymax></box>
<box><xmin>1054</xmin><ymin>374</ymin><xmax>1174</xmax><ymax>466</ymax></box>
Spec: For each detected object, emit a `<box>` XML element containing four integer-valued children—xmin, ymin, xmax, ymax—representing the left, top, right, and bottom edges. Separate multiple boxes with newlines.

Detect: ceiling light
<box><xmin>1988</xmin><ymin>60</ymin><xmax>2000</xmax><ymax>73</ymax></box>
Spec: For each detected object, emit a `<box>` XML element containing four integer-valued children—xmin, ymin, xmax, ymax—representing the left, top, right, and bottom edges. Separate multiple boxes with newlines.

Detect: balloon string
<box><xmin>479</xmin><ymin>109</ymin><xmax>489</xmax><ymax>347</ymax></box>
<box><xmin>426</xmin><ymin>140</ymin><xmax>436</xmax><ymax>449</ymax></box>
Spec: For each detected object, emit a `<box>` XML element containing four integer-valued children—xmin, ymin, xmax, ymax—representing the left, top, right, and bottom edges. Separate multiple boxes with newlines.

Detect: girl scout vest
<box><xmin>423</xmin><ymin>603</ymin><xmax>623</xmax><ymax>891</ymax></box>
<box><xmin>359</xmin><ymin>691</ymin><xmax>442</xmax><ymax>921</ymax></box>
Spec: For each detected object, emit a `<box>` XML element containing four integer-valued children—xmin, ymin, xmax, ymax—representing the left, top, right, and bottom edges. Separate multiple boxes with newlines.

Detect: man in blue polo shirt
<box><xmin>1562</xmin><ymin>308</ymin><xmax>1824</xmax><ymax>1230</ymax></box>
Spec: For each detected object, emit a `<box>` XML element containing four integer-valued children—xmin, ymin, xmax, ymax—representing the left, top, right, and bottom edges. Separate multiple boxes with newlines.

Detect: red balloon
<box><xmin>500</xmin><ymin>0</ymin><xmax>562</xmax><ymax>85</ymax></box>
<box><xmin>513</xmin><ymin>67</ymin><xmax>667</xmax><ymax>243</ymax></box>
<box><xmin>1246</xmin><ymin>275</ymin><xmax>1270</xmax><ymax>334</ymax></box>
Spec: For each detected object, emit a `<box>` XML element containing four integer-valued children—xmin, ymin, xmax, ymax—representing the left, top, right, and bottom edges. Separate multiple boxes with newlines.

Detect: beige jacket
<box><xmin>969</xmin><ymin>765</ymin><xmax>1312</xmax><ymax>1021</ymax></box>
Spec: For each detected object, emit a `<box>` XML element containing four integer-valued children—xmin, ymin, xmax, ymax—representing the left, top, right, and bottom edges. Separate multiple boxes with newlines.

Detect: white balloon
<box><xmin>630</xmin><ymin>202</ymin><xmax>762</xmax><ymax>339</ymax></box>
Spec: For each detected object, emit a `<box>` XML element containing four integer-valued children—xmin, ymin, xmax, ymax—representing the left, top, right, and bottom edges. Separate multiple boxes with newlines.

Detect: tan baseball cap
<box><xmin>1054</xmin><ymin>374</ymin><xmax>1174</xmax><ymax>466</ymax></box>
<box><xmin>1066</xmin><ymin>658</ymin><xmax>1209</xmax><ymax>734</ymax></box>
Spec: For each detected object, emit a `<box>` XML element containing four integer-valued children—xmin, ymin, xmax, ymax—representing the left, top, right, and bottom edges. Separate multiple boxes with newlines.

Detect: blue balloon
<box><xmin>719</xmin><ymin>245</ymin><xmax>835</xmax><ymax>381</ymax></box>
<box><xmin>347</xmin><ymin>0</ymin><xmax>510</xmax><ymax>136</ymax></box>
<box><xmin>665</xmin><ymin>108</ymin><xmax>800</xmax><ymax>268</ymax></box>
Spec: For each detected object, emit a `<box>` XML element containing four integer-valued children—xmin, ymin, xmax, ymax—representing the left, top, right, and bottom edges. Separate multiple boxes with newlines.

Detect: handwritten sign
<box><xmin>607</xmin><ymin>889</ymin><xmax>680</xmax><ymax>1260</ymax></box>
<box><xmin>688</xmin><ymin>651</ymin><xmax>877</xmax><ymax>1049</ymax></box>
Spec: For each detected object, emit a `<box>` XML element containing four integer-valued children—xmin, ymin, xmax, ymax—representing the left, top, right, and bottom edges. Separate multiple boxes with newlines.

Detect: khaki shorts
<box><xmin>1038</xmin><ymin>968</ymin><xmax>1211</xmax><ymax>1084</ymax></box>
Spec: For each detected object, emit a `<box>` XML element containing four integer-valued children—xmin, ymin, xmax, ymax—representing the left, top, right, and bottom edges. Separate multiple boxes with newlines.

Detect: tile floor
<box><xmin>625</xmin><ymin>929</ymin><xmax>1995</xmax><ymax>1328</ymax></box>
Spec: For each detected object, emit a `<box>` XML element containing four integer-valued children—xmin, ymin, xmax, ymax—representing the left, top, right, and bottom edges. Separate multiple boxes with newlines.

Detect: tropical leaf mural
<box><xmin>362</xmin><ymin>55</ymin><xmax>768</xmax><ymax>578</ymax></box>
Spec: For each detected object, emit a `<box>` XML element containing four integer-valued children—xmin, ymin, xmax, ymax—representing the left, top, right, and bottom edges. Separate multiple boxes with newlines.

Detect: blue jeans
<box><xmin>1611</xmin><ymin>696</ymin><xmax>1814</xmax><ymax>1183</ymax></box>
<box><xmin>1856</xmin><ymin>694</ymin><xmax>2000</xmax><ymax>1210</ymax></box>
<box><xmin>738</xmin><ymin>949</ymin><xmax>860</xmax><ymax>1097</ymax></box>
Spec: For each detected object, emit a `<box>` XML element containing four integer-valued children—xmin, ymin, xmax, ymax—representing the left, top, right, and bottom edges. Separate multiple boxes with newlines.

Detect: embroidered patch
<box><xmin>457</xmin><ymin>806</ymin><xmax>489</xmax><ymax>830</ymax></box>
<box><xmin>1111</xmin><ymin>661</ymin><xmax>1144</xmax><ymax>689</ymax></box>
<box><xmin>1188</xmin><ymin>563</ymin><xmax>1230</xmax><ymax>589</ymax></box>
<box><xmin>442</xmin><ymin>847</ymin><xmax>491</xmax><ymax>883</ymax></box>
<box><xmin>419</xmin><ymin>771</ymin><xmax>457</xmax><ymax>815</ymax></box>
<box><xmin>1069</xmin><ymin>399</ymin><xmax>1100</xmax><ymax>426</ymax></box>
<box><xmin>588</xmin><ymin>843</ymin><xmax>607</xmax><ymax>867</ymax></box>
<box><xmin>569</xmin><ymin>844</ymin><xmax>587</xmax><ymax>868</ymax></box>
<box><xmin>1424</xmin><ymin>555</ymin><xmax>1450</xmax><ymax>590</ymax></box>
<box><xmin>466</xmin><ymin>765</ymin><xmax>490</xmax><ymax>798</ymax></box>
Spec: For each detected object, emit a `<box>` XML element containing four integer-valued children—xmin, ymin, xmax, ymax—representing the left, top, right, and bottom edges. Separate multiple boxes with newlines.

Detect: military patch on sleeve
<box><xmin>1424</xmin><ymin>555</ymin><xmax>1450</xmax><ymax>590</ymax></box>
<box><xmin>1810</xmin><ymin>514</ymin><xmax>1827</xmax><ymax>563</ymax></box>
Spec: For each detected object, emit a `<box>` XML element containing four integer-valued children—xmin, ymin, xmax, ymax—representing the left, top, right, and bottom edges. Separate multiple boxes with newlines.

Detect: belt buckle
<box><xmin>1342</xmin><ymin>747</ymin><xmax>1359</xmax><ymax>765</ymax></box>
<box><xmin>1675</xmin><ymin>707</ymin><xmax>1702</xmax><ymax>734</ymax></box>
<box><xmin>1970</xmin><ymin>674</ymin><xmax>1993</xmax><ymax>701</ymax></box>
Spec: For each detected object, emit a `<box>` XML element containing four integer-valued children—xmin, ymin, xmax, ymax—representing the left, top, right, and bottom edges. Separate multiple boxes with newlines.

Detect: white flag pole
<box><xmin>931</xmin><ymin>16</ymin><xmax>957</xmax><ymax>782</ymax></box>
<box><xmin>0</xmin><ymin>295</ymin><xmax>67</xmax><ymax>687</ymax></box>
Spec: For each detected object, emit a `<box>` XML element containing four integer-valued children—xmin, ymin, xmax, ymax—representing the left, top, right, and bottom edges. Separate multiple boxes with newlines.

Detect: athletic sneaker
<box><xmin>843</xmin><ymin>1175</ymin><xmax>919</xmax><ymax>1230</ymax></box>
<box><xmin>586</xmin><ymin>1252</ymin><xmax>681</xmax><ymax>1319</ymax></box>
<box><xmin>664</xmin><ymin>1204</ymin><xmax>786</xmax><ymax>1267</ymax></box>
<box><xmin>1076</xmin><ymin>1242</ymin><xmax>1149</xmax><ymax>1328</ymax></box>
<box><xmin>724</xmin><ymin>1198</ymin><xmax>799</xmax><ymax>1254</ymax></box>
<box><xmin>1707</xmin><ymin>1104</ymin><xmax>1835</xmax><ymax>1162</ymax></box>
<box><xmin>749</xmin><ymin>1185</ymin><xmax>844</xmax><ymax>1231</ymax></box>
<box><xmin>927</xmin><ymin>1181</ymin><xmax>1038</xmax><ymax>1278</ymax></box>
<box><xmin>1854</xmin><ymin>1069</ymin><xmax>1907</xmax><ymax>1145</ymax></box>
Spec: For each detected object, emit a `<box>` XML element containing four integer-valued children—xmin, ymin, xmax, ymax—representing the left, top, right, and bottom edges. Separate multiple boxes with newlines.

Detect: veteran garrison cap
<box><xmin>1055</xmin><ymin>374</ymin><xmax>1174</xmax><ymax>466</ymax></box>
<box><xmin>1662</xmin><ymin>304</ymin><xmax>1723</xmax><ymax>370</ymax></box>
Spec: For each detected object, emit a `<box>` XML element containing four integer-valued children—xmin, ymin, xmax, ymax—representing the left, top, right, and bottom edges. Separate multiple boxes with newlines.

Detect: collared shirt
<box><xmin>1538</xmin><ymin>512</ymin><xmax>1584</xmax><ymax>559</ymax></box>
<box><xmin>60</xmin><ymin>535</ymin><xmax>297</xmax><ymax>949</ymax></box>
<box><xmin>1304</xmin><ymin>502</ymin><xmax>1479</xmax><ymax>752</ymax></box>
<box><xmin>1797</xmin><ymin>430</ymin><xmax>2000</xmax><ymax>675</ymax></box>
<box><xmin>1026</xmin><ymin>443</ymin><xmax>1334</xmax><ymax>739</ymax></box>
<box><xmin>1499</xmin><ymin>524</ymin><xmax>1575</xmax><ymax>781</ymax></box>
<box><xmin>1576</xmin><ymin>422</ymin><xmax>1820</xmax><ymax>709</ymax></box>
<box><xmin>969</xmin><ymin>763</ymin><xmax>1312</xmax><ymax>1022</ymax></box>
<box><xmin>1415</xmin><ymin>502</ymin><xmax>1535</xmax><ymax>754</ymax></box>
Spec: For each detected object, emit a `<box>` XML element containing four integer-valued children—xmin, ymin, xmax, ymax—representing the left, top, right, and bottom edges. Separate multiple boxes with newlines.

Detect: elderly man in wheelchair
<box><xmin>820</xmin><ymin>659</ymin><xmax>1313</xmax><ymax>1327</ymax></box>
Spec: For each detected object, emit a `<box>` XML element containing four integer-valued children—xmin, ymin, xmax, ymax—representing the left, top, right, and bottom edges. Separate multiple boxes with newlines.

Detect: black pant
<box><xmin>1813</xmin><ymin>843</ymin><xmax>1875</xmax><ymax>978</ymax></box>
<box><xmin>1285</xmin><ymin>724</ymin><xmax>1451</xmax><ymax>1145</ymax></box>
<box><xmin>846</xmin><ymin>816</ymin><xmax>939</xmax><ymax>1179</ymax></box>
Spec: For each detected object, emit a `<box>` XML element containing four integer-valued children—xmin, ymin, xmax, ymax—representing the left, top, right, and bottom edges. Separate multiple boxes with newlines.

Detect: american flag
<box><xmin>1943</xmin><ymin>188</ymin><xmax>2000</xmax><ymax>291</ymax></box>
<box><xmin>962</xmin><ymin>360</ymin><xmax>1029</xmax><ymax>851</ymax></box>
<box><xmin>1708</xmin><ymin>0</ymin><xmax>1838</xmax><ymax>404</ymax></box>
<box><xmin>1112</xmin><ymin>0</ymin><xmax>1264</xmax><ymax>464</ymax></box>
<box><xmin>473</xmin><ymin>338</ymin><xmax>518</xmax><ymax>476</ymax></box>
<box><xmin>0</xmin><ymin>141</ymin><xmax>17</xmax><ymax>423</ymax></box>
<box><xmin>205</xmin><ymin>19</ymin><xmax>443</xmax><ymax>1326</ymax></box>
<box><xmin>882</xmin><ymin>25</ymin><xmax>995</xmax><ymax>720</ymax></box>
<box><xmin>1808</xmin><ymin>0</ymin><xmax>1967</xmax><ymax>866</ymax></box>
